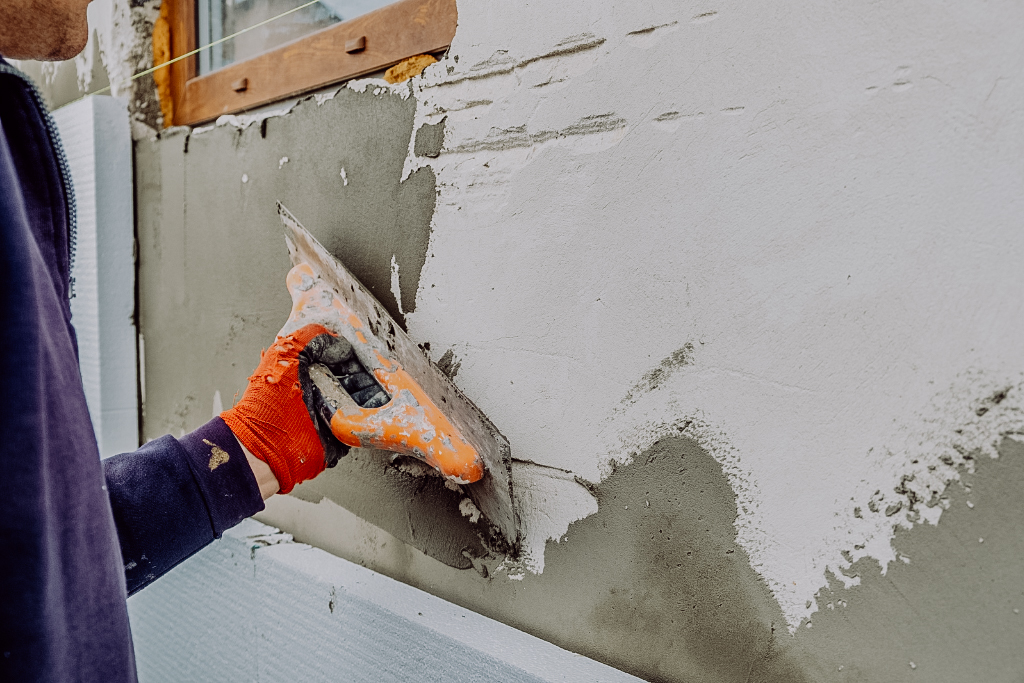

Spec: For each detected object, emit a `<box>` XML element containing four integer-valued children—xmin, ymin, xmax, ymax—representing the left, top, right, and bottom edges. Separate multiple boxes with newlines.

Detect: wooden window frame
<box><xmin>164</xmin><ymin>0</ymin><xmax>456</xmax><ymax>126</ymax></box>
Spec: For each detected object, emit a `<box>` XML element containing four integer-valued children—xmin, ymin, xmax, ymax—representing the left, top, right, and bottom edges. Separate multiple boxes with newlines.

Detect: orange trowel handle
<box><xmin>311</xmin><ymin>364</ymin><xmax>484</xmax><ymax>485</ymax></box>
<box><xmin>289</xmin><ymin>262</ymin><xmax>484</xmax><ymax>485</ymax></box>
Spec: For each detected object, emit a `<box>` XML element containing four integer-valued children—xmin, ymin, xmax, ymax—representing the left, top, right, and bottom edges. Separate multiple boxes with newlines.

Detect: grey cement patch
<box><xmin>254</xmin><ymin>89</ymin><xmax>435</xmax><ymax>324</ymax></box>
<box><xmin>414</xmin><ymin>116</ymin><xmax>446</xmax><ymax>158</ymax></box>
<box><xmin>136</xmin><ymin>86</ymin><xmax>448</xmax><ymax>558</ymax></box>
<box><xmin>787</xmin><ymin>437</ymin><xmax>1024</xmax><ymax>682</ymax></box>
<box><xmin>137</xmin><ymin>85</ymin><xmax>430</xmax><ymax>426</ymax></box>
<box><xmin>276</xmin><ymin>436</ymin><xmax>809</xmax><ymax>683</ymax></box>
<box><xmin>492</xmin><ymin>436</ymin><xmax>808</xmax><ymax>683</ymax></box>
<box><xmin>292</xmin><ymin>448</ymin><xmax>489</xmax><ymax>569</ymax></box>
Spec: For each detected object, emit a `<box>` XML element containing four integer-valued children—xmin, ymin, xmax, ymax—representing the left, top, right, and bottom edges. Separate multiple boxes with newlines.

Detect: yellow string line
<box><xmin>84</xmin><ymin>0</ymin><xmax>322</xmax><ymax>98</ymax></box>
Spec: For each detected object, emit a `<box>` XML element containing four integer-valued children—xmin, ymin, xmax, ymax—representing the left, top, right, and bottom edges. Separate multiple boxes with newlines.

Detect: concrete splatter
<box><xmin>621</xmin><ymin>343</ymin><xmax>694</xmax><ymax>404</ymax></box>
<box><xmin>436</xmin><ymin>349</ymin><xmax>461</xmax><ymax>379</ymax></box>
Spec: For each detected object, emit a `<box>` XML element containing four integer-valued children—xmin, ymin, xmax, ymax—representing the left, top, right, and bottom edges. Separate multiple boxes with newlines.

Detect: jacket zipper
<box><xmin>0</xmin><ymin>62</ymin><xmax>78</xmax><ymax>299</ymax></box>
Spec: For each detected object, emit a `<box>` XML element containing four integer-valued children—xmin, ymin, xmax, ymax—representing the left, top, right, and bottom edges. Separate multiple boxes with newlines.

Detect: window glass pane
<box><xmin>196</xmin><ymin>0</ymin><xmax>394</xmax><ymax>75</ymax></box>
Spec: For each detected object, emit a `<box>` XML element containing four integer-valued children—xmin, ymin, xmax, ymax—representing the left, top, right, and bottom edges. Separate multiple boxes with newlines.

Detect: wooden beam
<box><xmin>178</xmin><ymin>0</ymin><xmax>456</xmax><ymax>125</ymax></box>
<box><xmin>166</xmin><ymin>0</ymin><xmax>196</xmax><ymax>127</ymax></box>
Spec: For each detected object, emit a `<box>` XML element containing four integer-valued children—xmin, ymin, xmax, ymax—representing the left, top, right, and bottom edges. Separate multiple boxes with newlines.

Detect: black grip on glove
<box><xmin>297</xmin><ymin>333</ymin><xmax>389</xmax><ymax>468</ymax></box>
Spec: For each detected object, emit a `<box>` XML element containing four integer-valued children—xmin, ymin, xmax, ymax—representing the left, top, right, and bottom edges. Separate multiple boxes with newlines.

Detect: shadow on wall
<box><xmin>498</xmin><ymin>436</ymin><xmax>809</xmax><ymax>683</ymax></box>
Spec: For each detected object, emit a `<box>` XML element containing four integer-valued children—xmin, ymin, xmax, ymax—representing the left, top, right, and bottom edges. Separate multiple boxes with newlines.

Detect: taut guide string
<box><xmin>80</xmin><ymin>0</ymin><xmax>322</xmax><ymax>99</ymax></box>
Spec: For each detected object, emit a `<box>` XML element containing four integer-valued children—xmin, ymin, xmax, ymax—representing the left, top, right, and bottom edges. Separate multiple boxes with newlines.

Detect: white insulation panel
<box><xmin>128</xmin><ymin>519</ymin><xmax>641</xmax><ymax>683</ymax></box>
<box><xmin>53</xmin><ymin>95</ymin><xmax>138</xmax><ymax>457</ymax></box>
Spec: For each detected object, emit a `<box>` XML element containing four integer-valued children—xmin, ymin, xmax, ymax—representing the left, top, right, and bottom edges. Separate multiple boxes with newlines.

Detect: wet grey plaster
<box><xmin>488</xmin><ymin>436</ymin><xmax>809</xmax><ymax>683</ymax></box>
<box><xmin>414</xmin><ymin>116</ymin><xmax>446</xmax><ymax>159</ymax></box>
<box><xmin>254</xmin><ymin>89</ymin><xmax>435</xmax><ymax>324</ymax></box>
<box><xmin>291</xmin><ymin>450</ymin><xmax>488</xmax><ymax>569</ymax></box>
<box><xmin>786</xmin><ymin>436</ymin><xmax>1024</xmax><ymax>682</ymax></box>
<box><xmin>136</xmin><ymin>85</ymin><xmax>479</xmax><ymax>568</ymax></box>
<box><xmin>267</xmin><ymin>432</ymin><xmax>1024</xmax><ymax>683</ymax></box>
<box><xmin>269</xmin><ymin>436</ymin><xmax>812</xmax><ymax>683</ymax></box>
<box><xmin>523</xmin><ymin>436</ymin><xmax>1024</xmax><ymax>682</ymax></box>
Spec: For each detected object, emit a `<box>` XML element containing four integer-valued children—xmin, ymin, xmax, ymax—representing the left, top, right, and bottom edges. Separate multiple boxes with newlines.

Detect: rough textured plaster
<box><xmin>398</xmin><ymin>0</ymin><xmax>1024</xmax><ymax>628</ymax></box>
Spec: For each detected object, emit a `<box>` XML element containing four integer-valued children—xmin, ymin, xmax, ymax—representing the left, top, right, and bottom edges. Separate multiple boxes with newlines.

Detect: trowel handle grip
<box><xmin>309</xmin><ymin>361</ymin><xmax>484</xmax><ymax>484</ymax></box>
<box><xmin>286</xmin><ymin>263</ymin><xmax>484</xmax><ymax>485</ymax></box>
<box><xmin>307</xmin><ymin>363</ymin><xmax>384</xmax><ymax>445</ymax></box>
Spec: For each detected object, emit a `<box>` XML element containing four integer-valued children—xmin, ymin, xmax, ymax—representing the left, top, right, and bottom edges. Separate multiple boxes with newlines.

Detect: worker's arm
<box><xmin>103</xmin><ymin>419</ymin><xmax>265</xmax><ymax>595</ymax></box>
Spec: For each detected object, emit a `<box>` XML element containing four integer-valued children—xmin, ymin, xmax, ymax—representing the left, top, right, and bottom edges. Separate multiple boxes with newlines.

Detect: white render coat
<box><xmin>394</xmin><ymin>0</ymin><xmax>1024</xmax><ymax>628</ymax></box>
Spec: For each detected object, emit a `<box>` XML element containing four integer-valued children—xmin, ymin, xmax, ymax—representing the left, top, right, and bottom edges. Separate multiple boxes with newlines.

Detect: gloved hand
<box><xmin>225</xmin><ymin>261</ymin><xmax>484</xmax><ymax>489</ymax></box>
<box><xmin>220</xmin><ymin>322</ymin><xmax>384</xmax><ymax>494</ymax></box>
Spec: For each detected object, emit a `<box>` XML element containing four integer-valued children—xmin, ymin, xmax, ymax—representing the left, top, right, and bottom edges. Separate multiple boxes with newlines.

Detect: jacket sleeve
<box><xmin>102</xmin><ymin>417</ymin><xmax>265</xmax><ymax>595</ymax></box>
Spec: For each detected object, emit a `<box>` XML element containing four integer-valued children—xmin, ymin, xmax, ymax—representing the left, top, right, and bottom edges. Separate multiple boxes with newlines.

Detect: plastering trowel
<box><xmin>278</xmin><ymin>203</ymin><xmax>520</xmax><ymax>550</ymax></box>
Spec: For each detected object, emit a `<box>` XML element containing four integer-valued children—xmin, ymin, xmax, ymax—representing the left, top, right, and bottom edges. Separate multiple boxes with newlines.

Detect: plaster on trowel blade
<box><xmin>278</xmin><ymin>203</ymin><xmax>520</xmax><ymax>551</ymax></box>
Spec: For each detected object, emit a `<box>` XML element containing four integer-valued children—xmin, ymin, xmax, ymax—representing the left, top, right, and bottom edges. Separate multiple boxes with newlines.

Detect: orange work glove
<box><xmin>221</xmin><ymin>324</ymin><xmax>386</xmax><ymax>493</ymax></box>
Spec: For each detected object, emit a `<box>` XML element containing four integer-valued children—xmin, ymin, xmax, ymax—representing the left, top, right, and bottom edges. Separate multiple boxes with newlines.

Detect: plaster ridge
<box><xmin>345</xmin><ymin>77</ymin><xmax>413</xmax><ymax>99</ymax></box>
<box><xmin>474</xmin><ymin>460</ymin><xmax>602</xmax><ymax>576</ymax></box>
<box><xmin>445</xmin><ymin>113</ymin><xmax>627</xmax><ymax>154</ymax></box>
<box><xmin>435</xmin><ymin>34</ymin><xmax>607</xmax><ymax>87</ymax></box>
<box><xmin>625</xmin><ymin>21</ymin><xmax>679</xmax><ymax>37</ymax></box>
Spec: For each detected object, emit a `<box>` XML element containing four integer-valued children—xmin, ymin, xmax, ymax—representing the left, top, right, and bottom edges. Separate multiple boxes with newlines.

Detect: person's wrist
<box><xmin>235</xmin><ymin>435</ymin><xmax>281</xmax><ymax>500</ymax></box>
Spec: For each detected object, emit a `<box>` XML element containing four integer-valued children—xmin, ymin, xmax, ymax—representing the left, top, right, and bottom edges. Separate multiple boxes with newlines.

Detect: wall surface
<box><xmin>132</xmin><ymin>0</ymin><xmax>1024</xmax><ymax>681</ymax></box>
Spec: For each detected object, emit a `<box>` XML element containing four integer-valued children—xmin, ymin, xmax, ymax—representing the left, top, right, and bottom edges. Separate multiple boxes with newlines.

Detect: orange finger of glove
<box><xmin>221</xmin><ymin>323</ymin><xmax>331</xmax><ymax>494</ymax></box>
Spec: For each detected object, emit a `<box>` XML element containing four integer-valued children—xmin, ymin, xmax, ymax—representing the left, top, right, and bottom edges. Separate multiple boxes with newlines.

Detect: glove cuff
<box><xmin>221</xmin><ymin>324</ymin><xmax>334</xmax><ymax>494</ymax></box>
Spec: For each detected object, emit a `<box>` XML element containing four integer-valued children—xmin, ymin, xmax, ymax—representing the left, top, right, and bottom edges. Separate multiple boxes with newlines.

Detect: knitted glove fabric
<box><xmin>221</xmin><ymin>323</ymin><xmax>348</xmax><ymax>493</ymax></box>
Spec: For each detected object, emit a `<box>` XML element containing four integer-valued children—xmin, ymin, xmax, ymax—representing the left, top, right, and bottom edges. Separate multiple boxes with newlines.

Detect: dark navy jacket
<box><xmin>0</xmin><ymin>60</ymin><xmax>265</xmax><ymax>682</ymax></box>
